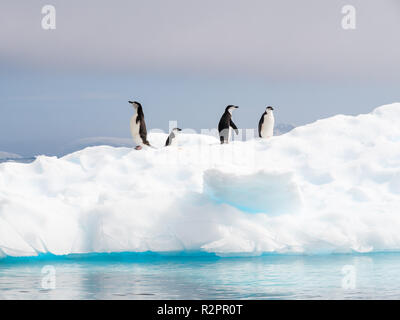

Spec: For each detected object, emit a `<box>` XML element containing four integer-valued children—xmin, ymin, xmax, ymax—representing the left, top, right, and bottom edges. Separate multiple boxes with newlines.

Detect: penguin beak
<box><xmin>177</xmin><ymin>128</ymin><xmax>182</xmax><ymax>131</ymax></box>
<box><xmin>128</xmin><ymin>101</ymin><xmax>133</xmax><ymax>104</ymax></box>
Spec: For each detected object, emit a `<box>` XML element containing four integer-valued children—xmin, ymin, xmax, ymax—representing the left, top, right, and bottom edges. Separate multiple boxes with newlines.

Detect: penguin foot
<box><xmin>135</xmin><ymin>146</ymin><xmax>142</xmax><ymax>150</ymax></box>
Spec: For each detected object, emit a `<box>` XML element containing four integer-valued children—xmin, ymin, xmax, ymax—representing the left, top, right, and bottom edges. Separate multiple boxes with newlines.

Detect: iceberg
<box><xmin>1</xmin><ymin>103</ymin><xmax>400</xmax><ymax>258</ymax></box>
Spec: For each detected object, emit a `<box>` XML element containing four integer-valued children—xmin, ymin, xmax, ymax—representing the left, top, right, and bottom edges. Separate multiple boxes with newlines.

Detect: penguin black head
<box><xmin>128</xmin><ymin>101</ymin><xmax>142</xmax><ymax>109</ymax></box>
<box><xmin>225</xmin><ymin>105</ymin><xmax>239</xmax><ymax>112</ymax></box>
<box><xmin>266</xmin><ymin>106</ymin><xmax>274</xmax><ymax>111</ymax></box>
<box><xmin>172</xmin><ymin>128</ymin><xmax>182</xmax><ymax>133</ymax></box>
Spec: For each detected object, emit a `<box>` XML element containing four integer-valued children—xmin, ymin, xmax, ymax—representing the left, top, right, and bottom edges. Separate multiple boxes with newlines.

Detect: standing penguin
<box><xmin>165</xmin><ymin>128</ymin><xmax>182</xmax><ymax>146</ymax></box>
<box><xmin>128</xmin><ymin>101</ymin><xmax>151</xmax><ymax>150</ymax></box>
<box><xmin>258</xmin><ymin>106</ymin><xmax>275</xmax><ymax>139</ymax></box>
<box><xmin>218</xmin><ymin>105</ymin><xmax>239</xmax><ymax>144</ymax></box>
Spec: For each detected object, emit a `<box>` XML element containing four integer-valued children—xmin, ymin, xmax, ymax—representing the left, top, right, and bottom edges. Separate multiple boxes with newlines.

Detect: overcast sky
<box><xmin>1</xmin><ymin>0</ymin><xmax>399</xmax><ymax>156</ymax></box>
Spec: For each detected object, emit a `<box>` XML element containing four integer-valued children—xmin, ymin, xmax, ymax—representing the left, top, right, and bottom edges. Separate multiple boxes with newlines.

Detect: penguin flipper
<box><xmin>230</xmin><ymin>120</ymin><xmax>239</xmax><ymax>135</ymax></box>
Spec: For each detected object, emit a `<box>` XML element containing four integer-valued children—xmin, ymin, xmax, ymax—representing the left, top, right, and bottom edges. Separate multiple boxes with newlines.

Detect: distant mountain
<box><xmin>0</xmin><ymin>151</ymin><xmax>22</xmax><ymax>160</ymax></box>
<box><xmin>274</xmin><ymin>123</ymin><xmax>295</xmax><ymax>135</ymax></box>
<box><xmin>0</xmin><ymin>151</ymin><xmax>36</xmax><ymax>164</ymax></box>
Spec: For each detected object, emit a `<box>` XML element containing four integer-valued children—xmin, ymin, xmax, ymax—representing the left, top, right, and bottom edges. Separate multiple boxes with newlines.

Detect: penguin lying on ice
<box><xmin>165</xmin><ymin>128</ymin><xmax>182</xmax><ymax>146</ymax></box>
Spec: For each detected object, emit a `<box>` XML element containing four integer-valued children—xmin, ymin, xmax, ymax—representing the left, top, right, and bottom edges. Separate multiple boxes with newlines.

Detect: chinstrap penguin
<box><xmin>258</xmin><ymin>106</ymin><xmax>275</xmax><ymax>139</ymax></box>
<box><xmin>165</xmin><ymin>128</ymin><xmax>182</xmax><ymax>146</ymax></box>
<box><xmin>128</xmin><ymin>101</ymin><xmax>151</xmax><ymax>150</ymax></box>
<box><xmin>218</xmin><ymin>105</ymin><xmax>239</xmax><ymax>144</ymax></box>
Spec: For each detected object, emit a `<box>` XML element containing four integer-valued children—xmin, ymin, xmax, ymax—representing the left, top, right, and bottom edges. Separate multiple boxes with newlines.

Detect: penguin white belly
<box><xmin>261</xmin><ymin>115</ymin><xmax>275</xmax><ymax>138</ymax></box>
<box><xmin>130</xmin><ymin>115</ymin><xmax>143</xmax><ymax>146</ymax></box>
<box><xmin>170</xmin><ymin>137</ymin><xmax>178</xmax><ymax>146</ymax></box>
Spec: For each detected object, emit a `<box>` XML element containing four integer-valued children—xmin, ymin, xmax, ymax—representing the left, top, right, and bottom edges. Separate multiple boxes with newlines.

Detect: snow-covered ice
<box><xmin>1</xmin><ymin>103</ymin><xmax>400</xmax><ymax>258</ymax></box>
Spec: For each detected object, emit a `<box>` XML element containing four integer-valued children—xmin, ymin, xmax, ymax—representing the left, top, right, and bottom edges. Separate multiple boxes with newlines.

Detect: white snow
<box><xmin>1</xmin><ymin>103</ymin><xmax>400</xmax><ymax>258</ymax></box>
<box><xmin>62</xmin><ymin>137</ymin><xmax>134</xmax><ymax>155</ymax></box>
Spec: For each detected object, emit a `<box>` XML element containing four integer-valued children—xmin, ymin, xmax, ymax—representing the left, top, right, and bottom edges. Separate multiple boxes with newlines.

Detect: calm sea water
<box><xmin>1</xmin><ymin>252</ymin><xmax>400</xmax><ymax>300</ymax></box>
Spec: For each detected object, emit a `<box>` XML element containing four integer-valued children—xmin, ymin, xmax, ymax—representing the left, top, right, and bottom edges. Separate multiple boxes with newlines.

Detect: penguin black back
<box><xmin>258</xmin><ymin>111</ymin><xmax>267</xmax><ymax>138</ymax></box>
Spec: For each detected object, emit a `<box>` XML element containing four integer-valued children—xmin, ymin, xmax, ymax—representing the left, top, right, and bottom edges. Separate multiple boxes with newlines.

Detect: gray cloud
<box><xmin>1</xmin><ymin>0</ymin><xmax>399</xmax><ymax>80</ymax></box>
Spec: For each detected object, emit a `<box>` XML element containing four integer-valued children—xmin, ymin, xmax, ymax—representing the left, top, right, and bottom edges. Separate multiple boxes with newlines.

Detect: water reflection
<box><xmin>1</xmin><ymin>253</ymin><xmax>400</xmax><ymax>299</ymax></box>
